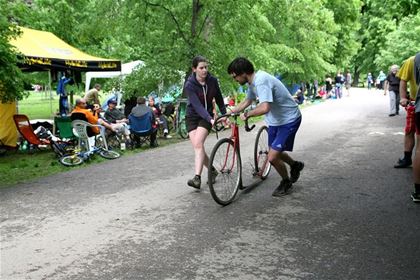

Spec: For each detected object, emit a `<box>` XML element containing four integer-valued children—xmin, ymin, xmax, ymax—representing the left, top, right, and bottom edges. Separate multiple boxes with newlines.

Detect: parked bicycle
<box><xmin>175</xmin><ymin>98</ymin><xmax>189</xmax><ymax>139</ymax></box>
<box><xmin>59</xmin><ymin>138</ymin><xmax>120</xmax><ymax>166</ymax></box>
<box><xmin>208</xmin><ymin>113</ymin><xmax>271</xmax><ymax>205</ymax></box>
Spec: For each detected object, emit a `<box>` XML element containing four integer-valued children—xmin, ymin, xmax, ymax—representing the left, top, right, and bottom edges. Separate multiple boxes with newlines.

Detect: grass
<box><xmin>18</xmin><ymin>90</ymin><xmax>84</xmax><ymax>119</ymax></box>
<box><xmin>0</xmin><ymin>135</ymin><xmax>186</xmax><ymax>188</ymax></box>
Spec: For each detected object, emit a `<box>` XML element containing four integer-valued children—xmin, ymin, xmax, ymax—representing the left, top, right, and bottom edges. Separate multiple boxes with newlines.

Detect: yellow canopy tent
<box><xmin>0</xmin><ymin>27</ymin><xmax>121</xmax><ymax>148</ymax></box>
<box><xmin>9</xmin><ymin>26</ymin><xmax>121</xmax><ymax>72</ymax></box>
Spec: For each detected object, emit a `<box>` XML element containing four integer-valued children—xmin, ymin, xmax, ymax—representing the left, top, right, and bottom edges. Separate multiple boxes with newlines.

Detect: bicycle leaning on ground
<box><xmin>59</xmin><ymin>141</ymin><xmax>120</xmax><ymax>166</ymax></box>
<box><xmin>208</xmin><ymin>112</ymin><xmax>271</xmax><ymax>205</ymax></box>
<box><xmin>58</xmin><ymin>120</ymin><xmax>121</xmax><ymax>167</ymax></box>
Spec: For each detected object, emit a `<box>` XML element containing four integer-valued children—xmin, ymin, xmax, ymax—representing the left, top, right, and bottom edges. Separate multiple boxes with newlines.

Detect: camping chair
<box><xmin>54</xmin><ymin>116</ymin><xmax>76</xmax><ymax>140</ymax></box>
<box><xmin>13</xmin><ymin>114</ymin><xmax>50</xmax><ymax>149</ymax></box>
<box><xmin>129</xmin><ymin>112</ymin><xmax>158</xmax><ymax>148</ymax></box>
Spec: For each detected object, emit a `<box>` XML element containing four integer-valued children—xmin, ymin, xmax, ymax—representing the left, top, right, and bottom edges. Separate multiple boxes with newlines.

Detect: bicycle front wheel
<box><xmin>178</xmin><ymin>119</ymin><xmax>189</xmax><ymax>139</ymax></box>
<box><xmin>99</xmin><ymin>150</ymin><xmax>121</xmax><ymax>159</ymax></box>
<box><xmin>208</xmin><ymin>138</ymin><xmax>242</xmax><ymax>206</ymax></box>
<box><xmin>254</xmin><ymin>126</ymin><xmax>271</xmax><ymax>180</ymax></box>
<box><xmin>59</xmin><ymin>155</ymin><xmax>84</xmax><ymax>166</ymax></box>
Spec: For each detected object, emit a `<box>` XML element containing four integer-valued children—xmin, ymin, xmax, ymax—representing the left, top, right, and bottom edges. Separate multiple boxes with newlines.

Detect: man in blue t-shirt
<box><xmin>227</xmin><ymin>57</ymin><xmax>304</xmax><ymax>197</ymax></box>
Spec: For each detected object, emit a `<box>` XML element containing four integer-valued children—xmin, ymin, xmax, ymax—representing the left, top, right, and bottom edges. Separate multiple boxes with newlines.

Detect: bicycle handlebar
<box><xmin>214</xmin><ymin>112</ymin><xmax>255</xmax><ymax>132</ymax></box>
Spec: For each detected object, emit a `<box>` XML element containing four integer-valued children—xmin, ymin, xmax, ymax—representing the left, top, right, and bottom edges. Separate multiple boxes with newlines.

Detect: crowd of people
<box><xmin>56</xmin><ymin>80</ymin><xmax>176</xmax><ymax>150</ymax></box>
<box><xmin>291</xmin><ymin>70</ymin><xmax>352</xmax><ymax>105</ymax></box>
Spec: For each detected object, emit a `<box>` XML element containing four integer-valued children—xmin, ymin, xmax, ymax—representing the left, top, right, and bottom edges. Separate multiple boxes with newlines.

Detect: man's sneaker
<box><xmin>394</xmin><ymin>157</ymin><xmax>412</xmax><ymax>168</ymax></box>
<box><xmin>411</xmin><ymin>192</ymin><xmax>420</xmax><ymax>203</ymax></box>
<box><xmin>187</xmin><ymin>175</ymin><xmax>201</xmax><ymax>189</ymax></box>
<box><xmin>290</xmin><ymin>161</ymin><xmax>304</xmax><ymax>183</ymax></box>
<box><xmin>208</xmin><ymin>168</ymin><xmax>218</xmax><ymax>184</ymax></box>
<box><xmin>272</xmin><ymin>179</ymin><xmax>293</xmax><ymax>197</ymax></box>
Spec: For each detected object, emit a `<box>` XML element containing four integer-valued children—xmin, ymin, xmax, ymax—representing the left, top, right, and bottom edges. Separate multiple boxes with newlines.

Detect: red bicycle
<box><xmin>208</xmin><ymin>113</ymin><xmax>271</xmax><ymax>205</ymax></box>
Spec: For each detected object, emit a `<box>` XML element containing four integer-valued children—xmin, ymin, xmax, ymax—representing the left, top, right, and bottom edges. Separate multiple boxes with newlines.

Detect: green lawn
<box><xmin>18</xmin><ymin>90</ymin><xmax>84</xmax><ymax>119</ymax></box>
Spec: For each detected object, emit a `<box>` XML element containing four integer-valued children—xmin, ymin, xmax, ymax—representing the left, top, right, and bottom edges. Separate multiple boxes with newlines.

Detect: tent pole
<box><xmin>49</xmin><ymin>70</ymin><xmax>53</xmax><ymax>116</ymax></box>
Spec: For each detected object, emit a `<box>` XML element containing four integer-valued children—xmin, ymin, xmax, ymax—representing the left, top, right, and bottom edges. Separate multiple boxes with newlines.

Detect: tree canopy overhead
<box><xmin>1</xmin><ymin>0</ymin><xmax>419</xmax><ymax>102</ymax></box>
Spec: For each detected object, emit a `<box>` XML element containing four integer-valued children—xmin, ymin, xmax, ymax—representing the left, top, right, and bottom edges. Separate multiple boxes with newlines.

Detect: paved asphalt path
<box><xmin>1</xmin><ymin>88</ymin><xmax>419</xmax><ymax>280</ymax></box>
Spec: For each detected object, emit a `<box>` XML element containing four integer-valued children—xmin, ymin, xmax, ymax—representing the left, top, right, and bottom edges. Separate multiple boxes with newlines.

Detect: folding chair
<box><xmin>54</xmin><ymin>116</ymin><xmax>76</xmax><ymax>140</ymax></box>
<box><xmin>129</xmin><ymin>112</ymin><xmax>158</xmax><ymax>147</ymax></box>
<box><xmin>13</xmin><ymin>114</ymin><xmax>50</xmax><ymax>149</ymax></box>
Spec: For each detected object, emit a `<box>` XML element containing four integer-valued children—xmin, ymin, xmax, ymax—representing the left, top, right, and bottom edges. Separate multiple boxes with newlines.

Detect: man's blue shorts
<box><xmin>268</xmin><ymin>117</ymin><xmax>302</xmax><ymax>152</ymax></box>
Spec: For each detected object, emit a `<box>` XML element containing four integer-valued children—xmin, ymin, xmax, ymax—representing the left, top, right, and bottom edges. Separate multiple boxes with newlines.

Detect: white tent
<box><xmin>84</xmin><ymin>60</ymin><xmax>144</xmax><ymax>92</ymax></box>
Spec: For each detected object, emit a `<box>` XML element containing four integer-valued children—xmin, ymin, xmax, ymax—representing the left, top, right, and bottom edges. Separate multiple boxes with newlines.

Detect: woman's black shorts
<box><xmin>186</xmin><ymin>115</ymin><xmax>212</xmax><ymax>132</ymax></box>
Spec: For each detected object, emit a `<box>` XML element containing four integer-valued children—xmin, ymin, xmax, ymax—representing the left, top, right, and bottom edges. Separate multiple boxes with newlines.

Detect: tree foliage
<box><xmin>1</xmin><ymin>0</ymin><xmax>418</xmax><ymax>103</ymax></box>
<box><xmin>0</xmin><ymin>0</ymin><xmax>27</xmax><ymax>103</ymax></box>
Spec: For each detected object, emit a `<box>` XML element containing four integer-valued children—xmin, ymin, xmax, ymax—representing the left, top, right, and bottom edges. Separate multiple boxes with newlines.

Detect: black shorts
<box><xmin>186</xmin><ymin>115</ymin><xmax>212</xmax><ymax>132</ymax></box>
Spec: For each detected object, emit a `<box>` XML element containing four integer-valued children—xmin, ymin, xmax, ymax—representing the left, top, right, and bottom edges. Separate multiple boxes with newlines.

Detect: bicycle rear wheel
<box><xmin>99</xmin><ymin>150</ymin><xmax>120</xmax><ymax>159</ymax></box>
<box><xmin>59</xmin><ymin>155</ymin><xmax>84</xmax><ymax>166</ymax></box>
<box><xmin>254</xmin><ymin>126</ymin><xmax>271</xmax><ymax>180</ymax></box>
<box><xmin>208</xmin><ymin>138</ymin><xmax>242</xmax><ymax>206</ymax></box>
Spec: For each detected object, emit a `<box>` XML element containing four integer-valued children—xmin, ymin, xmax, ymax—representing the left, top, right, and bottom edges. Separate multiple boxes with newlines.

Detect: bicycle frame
<box><xmin>214</xmin><ymin>113</ymin><xmax>254</xmax><ymax>173</ymax></box>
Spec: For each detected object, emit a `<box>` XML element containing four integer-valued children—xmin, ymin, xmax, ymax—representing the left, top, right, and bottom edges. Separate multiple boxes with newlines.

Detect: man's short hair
<box><xmin>94</xmin><ymin>84</ymin><xmax>101</xmax><ymax>90</ymax></box>
<box><xmin>137</xmin><ymin>96</ymin><xmax>146</xmax><ymax>104</ymax></box>
<box><xmin>227</xmin><ymin>57</ymin><xmax>255</xmax><ymax>75</ymax></box>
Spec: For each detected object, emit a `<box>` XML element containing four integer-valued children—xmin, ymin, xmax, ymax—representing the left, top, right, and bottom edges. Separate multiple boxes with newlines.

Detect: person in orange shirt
<box><xmin>71</xmin><ymin>98</ymin><xmax>115</xmax><ymax>134</ymax></box>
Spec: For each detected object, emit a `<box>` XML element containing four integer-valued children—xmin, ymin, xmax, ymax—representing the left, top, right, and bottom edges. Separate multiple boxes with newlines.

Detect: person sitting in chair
<box><xmin>148</xmin><ymin>96</ymin><xmax>172</xmax><ymax>138</ymax></box>
<box><xmin>104</xmin><ymin>99</ymin><xmax>131</xmax><ymax>143</ymax></box>
<box><xmin>71</xmin><ymin>98</ymin><xmax>117</xmax><ymax>134</ymax></box>
<box><xmin>130</xmin><ymin>96</ymin><xmax>158</xmax><ymax>147</ymax></box>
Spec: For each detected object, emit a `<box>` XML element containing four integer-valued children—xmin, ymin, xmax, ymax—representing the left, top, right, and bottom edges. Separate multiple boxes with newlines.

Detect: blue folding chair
<box><xmin>129</xmin><ymin>111</ymin><xmax>158</xmax><ymax>148</ymax></box>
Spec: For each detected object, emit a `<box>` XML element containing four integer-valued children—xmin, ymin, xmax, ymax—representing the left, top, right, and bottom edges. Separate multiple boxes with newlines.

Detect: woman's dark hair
<box><xmin>227</xmin><ymin>57</ymin><xmax>254</xmax><ymax>75</ymax></box>
<box><xmin>192</xmin><ymin>55</ymin><xmax>208</xmax><ymax>68</ymax></box>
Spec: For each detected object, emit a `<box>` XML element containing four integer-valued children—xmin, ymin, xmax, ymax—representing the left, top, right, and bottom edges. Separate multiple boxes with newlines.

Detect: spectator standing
<box><xmin>227</xmin><ymin>57</ymin><xmax>304</xmax><ymax>197</ymax></box>
<box><xmin>334</xmin><ymin>71</ymin><xmax>344</xmax><ymax>99</ymax></box>
<box><xmin>394</xmin><ymin>55</ymin><xmax>418</xmax><ymax>169</ymax></box>
<box><xmin>325</xmin><ymin>75</ymin><xmax>333</xmax><ymax>97</ymax></box>
<box><xmin>56</xmin><ymin>72</ymin><xmax>72</xmax><ymax>116</ymax></box>
<box><xmin>84</xmin><ymin>84</ymin><xmax>101</xmax><ymax>109</ymax></box>
<box><xmin>345</xmin><ymin>71</ymin><xmax>352</xmax><ymax>96</ymax></box>
<box><xmin>383</xmin><ymin>65</ymin><xmax>400</xmax><ymax>116</ymax></box>
<box><xmin>367</xmin><ymin>72</ymin><xmax>374</xmax><ymax>90</ymax></box>
<box><xmin>399</xmin><ymin>53</ymin><xmax>420</xmax><ymax>202</ymax></box>
<box><xmin>183</xmin><ymin>55</ymin><xmax>227</xmax><ymax>189</ymax></box>
<box><xmin>378</xmin><ymin>70</ymin><xmax>387</xmax><ymax>90</ymax></box>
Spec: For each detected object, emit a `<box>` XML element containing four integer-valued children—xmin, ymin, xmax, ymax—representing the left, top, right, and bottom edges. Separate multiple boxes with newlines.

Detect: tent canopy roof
<box><xmin>9</xmin><ymin>27</ymin><xmax>121</xmax><ymax>72</ymax></box>
<box><xmin>85</xmin><ymin>60</ymin><xmax>144</xmax><ymax>92</ymax></box>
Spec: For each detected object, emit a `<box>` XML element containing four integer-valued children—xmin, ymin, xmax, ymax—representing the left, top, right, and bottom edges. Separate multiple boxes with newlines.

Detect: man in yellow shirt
<box><xmin>398</xmin><ymin>53</ymin><xmax>420</xmax><ymax>202</ymax></box>
<box><xmin>394</xmin><ymin>56</ymin><xmax>417</xmax><ymax>169</ymax></box>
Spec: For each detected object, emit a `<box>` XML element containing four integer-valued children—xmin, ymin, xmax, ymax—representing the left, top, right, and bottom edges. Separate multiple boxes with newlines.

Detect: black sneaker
<box><xmin>272</xmin><ymin>179</ymin><xmax>293</xmax><ymax>197</ymax></box>
<box><xmin>290</xmin><ymin>161</ymin><xmax>304</xmax><ymax>183</ymax></box>
<box><xmin>411</xmin><ymin>192</ymin><xmax>420</xmax><ymax>203</ymax></box>
<box><xmin>394</xmin><ymin>158</ymin><xmax>412</xmax><ymax>168</ymax></box>
<box><xmin>207</xmin><ymin>168</ymin><xmax>218</xmax><ymax>184</ymax></box>
<box><xmin>187</xmin><ymin>175</ymin><xmax>201</xmax><ymax>189</ymax></box>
